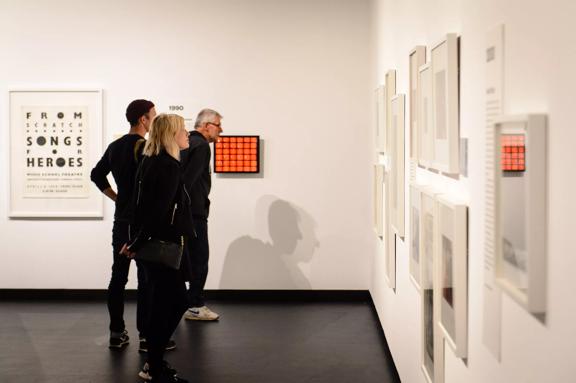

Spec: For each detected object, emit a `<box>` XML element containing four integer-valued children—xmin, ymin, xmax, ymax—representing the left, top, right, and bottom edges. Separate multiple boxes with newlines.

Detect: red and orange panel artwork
<box><xmin>214</xmin><ymin>136</ymin><xmax>260</xmax><ymax>173</ymax></box>
<box><xmin>500</xmin><ymin>134</ymin><xmax>526</xmax><ymax>172</ymax></box>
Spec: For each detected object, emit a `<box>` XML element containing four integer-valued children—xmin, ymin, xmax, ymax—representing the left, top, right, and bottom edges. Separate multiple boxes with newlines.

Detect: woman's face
<box><xmin>176</xmin><ymin>125</ymin><xmax>190</xmax><ymax>150</ymax></box>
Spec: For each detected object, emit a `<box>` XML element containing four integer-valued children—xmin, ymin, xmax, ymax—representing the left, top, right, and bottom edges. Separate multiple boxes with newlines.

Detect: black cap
<box><xmin>126</xmin><ymin>99</ymin><xmax>155</xmax><ymax>126</ymax></box>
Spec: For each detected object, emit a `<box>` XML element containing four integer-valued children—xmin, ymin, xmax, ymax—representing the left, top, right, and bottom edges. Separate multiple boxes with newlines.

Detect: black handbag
<box><xmin>135</xmin><ymin>237</ymin><xmax>184</xmax><ymax>270</ymax></box>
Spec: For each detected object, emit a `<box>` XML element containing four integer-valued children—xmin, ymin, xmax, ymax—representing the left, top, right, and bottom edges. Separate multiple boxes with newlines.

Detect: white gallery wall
<box><xmin>370</xmin><ymin>0</ymin><xmax>576</xmax><ymax>382</ymax></box>
<box><xmin>0</xmin><ymin>0</ymin><xmax>374</xmax><ymax>290</ymax></box>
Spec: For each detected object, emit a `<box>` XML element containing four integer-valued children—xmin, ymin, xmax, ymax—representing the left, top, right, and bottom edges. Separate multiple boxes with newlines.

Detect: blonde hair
<box><xmin>143</xmin><ymin>113</ymin><xmax>185</xmax><ymax>160</ymax></box>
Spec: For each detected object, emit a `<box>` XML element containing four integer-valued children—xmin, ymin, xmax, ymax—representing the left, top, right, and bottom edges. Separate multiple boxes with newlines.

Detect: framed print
<box><xmin>214</xmin><ymin>136</ymin><xmax>260</xmax><ymax>173</ymax></box>
<box><xmin>373</xmin><ymin>164</ymin><xmax>385</xmax><ymax>239</ymax></box>
<box><xmin>418</xmin><ymin>63</ymin><xmax>434</xmax><ymax>168</ymax></box>
<box><xmin>383</xmin><ymin>169</ymin><xmax>396</xmax><ymax>290</ymax></box>
<box><xmin>420</xmin><ymin>187</ymin><xmax>445</xmax><ymax>383</ymax></box>
<box><xmin>410</xmin><ymin>183</ymin><xmax>422</xmax><ymax>290</ymax></box>
<box><xmin>421</xmin><ymin>281</ymin><xmax>435</xmax><ymax>383</ymax></box>
<box><xmin>437</xmin><ymin>195</ymin><xmax>468</xmax><ymax>358</ymax></box>
<box><xmin>420</xmin><ymin>187</ymin><xmax>436</xmax><ymax>382</ymax></box>
<box><xmin>410</xmin><ymin>46</ymin><xmax>426</xmax><ymax>162</ymax></box>
<box><xmin>9</xmin><ymin>89</ymin><xmax>103</xmax><ymax>218</ymax></box>
<box><xmin>493</xmin><ymin>115</ymin><xmax>547</xmax><ymax>315</ymax></box>
<box><xmin>431</xmin><ymin>33</ymin><xmax>460</xmax><ymax>174</ymax></box>
<box><xmin>375</xmin><ymin>86</ymin><xmax>386</xmax><ymax>153</ymax></box>
<box><xmin>390</xmin><ymin>94</ymin><xmax>405</xmax><ymax>239</ymax></box>
<box><xmin>385</xmin><ymin>70</ymin><xmax>397</xmax><ymax>154</ymax></box>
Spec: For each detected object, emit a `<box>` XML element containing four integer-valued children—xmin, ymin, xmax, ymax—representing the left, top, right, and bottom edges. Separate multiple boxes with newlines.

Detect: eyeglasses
<box><xmin>207</xmin><ymin>122</ymin><xmax>221</xmax><ymax>128</ymax></box>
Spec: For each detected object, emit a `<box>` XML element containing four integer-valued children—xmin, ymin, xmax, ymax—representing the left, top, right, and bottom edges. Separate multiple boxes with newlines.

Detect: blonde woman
<box><xmin>121</xmin><ymin>113</ymin><xmax>192</xmax><ymax>383</ymax></box>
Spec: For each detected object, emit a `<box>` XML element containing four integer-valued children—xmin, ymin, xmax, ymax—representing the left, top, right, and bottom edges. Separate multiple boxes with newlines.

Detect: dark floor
<box><xmin>0</xmin><ymin>300</ymin><xmax>399</xmax><ymax>383</ymax></box>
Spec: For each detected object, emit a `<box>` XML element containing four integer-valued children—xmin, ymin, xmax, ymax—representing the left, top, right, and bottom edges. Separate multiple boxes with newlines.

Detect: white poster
<box><xmin>483</xmin><ymin>24</ymin><xmax>505</xmax><ymax>361</ymax></box>
<box><xmin>9</xmin><ymin>89</ymin><xmax>103</xmax><ymax>218</ymax></box>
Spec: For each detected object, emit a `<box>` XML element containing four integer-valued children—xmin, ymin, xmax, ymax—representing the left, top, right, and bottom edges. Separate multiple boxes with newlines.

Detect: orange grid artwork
<box><xmin>214</xmin><ymin>136</ymin><xmax>260</xmax><ymax>173</ymax></box>
<box><xmin>501</xmin><ymin>134</ymin><xmax>526</xmax><ymax>172</ymax></box>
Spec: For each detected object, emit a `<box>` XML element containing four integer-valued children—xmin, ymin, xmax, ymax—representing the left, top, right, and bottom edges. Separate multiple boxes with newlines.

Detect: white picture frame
<box><xmin>383</xmin><ymin>169</ymin><xmax>396</xmax><ymax>290</ymax></box>
<box><xmin>373</xmin><ymin>164</ymin><xmax>385</xmax><ymax>238</ymax></box>
<box><xmin>410</xmin><ymin>183</ymin><xmax>422</xmax><ymax>290</ymax></box>
<box><xmin>421</xmin><ymin>277</ymin><xmax>436</xmax><ymax>383</ymax></box>
<box><xmin>376</xmin><ymin>86</ymin><xmax>386</xmax><ymax>153</ymax></box>
<box><xmin>9</xmin><ymin>89</ymin><xmax>104</xmax><ymax>218</ymax></box>
<box><xmin>410</xmin><ymin>46</ymin><xmax>426</xmax><ymax>162</ymax></box>
<box><xmin>385</xmin><ymin>70</ymin><xmax>397</xmax><ymax>154</ymax></box>
<box><xmin>390</xmin><ymin>94</ymin><xmax>405</xmax><ymax>239</ymax></box>
<box><xmin>431</xmin><ymin>33</ymin><xmax>460</xmax><ymax>174</ymax></box>
<box><xmin>437</xmin><ymin>195</ymin><xmax>468</xmax><ymax>358</ymax></box>
<box><xmin>493</xmin><ymin>115</ymin><xmax>548</xmax><ymax>315</ymax></box>
<box><xmin>418</xmin><ymin>63</ymin><xmax>434</xmax><ymax>168</ymax></box>
<box><xmin>420</xmin><ymin>187</ymin><xmax>445</xmax><ymax>383</ymax></box>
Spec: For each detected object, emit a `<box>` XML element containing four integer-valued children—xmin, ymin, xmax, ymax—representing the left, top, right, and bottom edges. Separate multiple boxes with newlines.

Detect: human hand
<box><xmin>120</xmin><ymin>243</ymin><xmax>136</xmax><ymax>258</ymax></box>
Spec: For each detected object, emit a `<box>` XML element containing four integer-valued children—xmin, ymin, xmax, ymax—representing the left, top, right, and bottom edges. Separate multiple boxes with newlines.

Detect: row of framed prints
<box><xmin>374</xmin><ymin>114</ymin><xmax>549</xmax><ymax>382</ymax></box>
<box><xmin>410</xmin><ymin>186</ymin><xmax>468</xmax><ymax>383</ymax></box>
<box><xmin>373</xmin><ymin>173</ymin><xmax>470</xmax><ymax>381</ymax></box>
<box><xmin>377</xmin><ymin>34</ymin><xmax>461</xmax><ymax>175</ymax></box>
<box><xmin>412</xmin><ymin>34</ymin><xmax>460</xmax><ymax>174</ymax></box>
<box><xmin>375</xmin><ymin>75</ymin><xmax>406</xmax><ymax>244</ymax></box>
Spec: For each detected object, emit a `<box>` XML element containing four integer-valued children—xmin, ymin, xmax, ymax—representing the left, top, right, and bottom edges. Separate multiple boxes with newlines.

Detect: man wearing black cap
<box><xmin>91</xmin><ymin>99</ymin><xmax>158</xmax><ymax>349</ymax></box>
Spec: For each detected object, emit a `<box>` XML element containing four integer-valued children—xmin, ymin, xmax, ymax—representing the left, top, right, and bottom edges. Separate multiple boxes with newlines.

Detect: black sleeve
<box><xmin>127</xmin><ymin>161</ymin><xmax>180</xmax><ymax>252</ymax></box>
<box><xmin>90</xmin><ymin>146</ymin><xmax>112</xmax><ymax>191</ymax></box>
<box><xmin>181</xmin><ymin>142</ymin><xmax>210</xmax><ymax>189</ymax></box>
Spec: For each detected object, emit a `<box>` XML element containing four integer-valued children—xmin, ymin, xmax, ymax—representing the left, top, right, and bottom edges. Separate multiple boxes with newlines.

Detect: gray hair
<box><xmin>194</xmin><ymin>108</ymin><xmax>223</xmax><ymax>129</ymax></box>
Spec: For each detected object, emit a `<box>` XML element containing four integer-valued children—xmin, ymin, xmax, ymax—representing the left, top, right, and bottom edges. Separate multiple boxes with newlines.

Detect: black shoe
<box><xmin>109</xmin><ymin>330</ymin><xmax>129</xmax><ymax>349</ymax></box>
<box><xmin>139</xmin><ymin>338</ymin><xmax>177</xmax><ymax>353</ymax></box>
<box><xmin>138</xmin><ymin>361</ymin><xmax>178</xmax><ymax>381</ymax></box>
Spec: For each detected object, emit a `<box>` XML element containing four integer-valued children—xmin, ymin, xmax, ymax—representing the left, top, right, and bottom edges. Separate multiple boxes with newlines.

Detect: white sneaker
<box><xmin>184</xmin><ymin>306</ymin><xmax>220</xmax><ymax>321</ymax></box>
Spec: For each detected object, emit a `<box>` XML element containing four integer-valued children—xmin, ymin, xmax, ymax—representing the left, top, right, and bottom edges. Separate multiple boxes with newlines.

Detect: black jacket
<box><xmin>90</xmin><ymin>134</ymin><xmax>146</xmax><ymax>222</ymax></box>
<box><xmin>127</xmin><ymin>151</ymin><xmax>194</xmax><ymax>252</ymax></box>
<box><xmin>181</xmin><ymin>131</ymin><xmax>211</xmax><ymax>218</ymax></box>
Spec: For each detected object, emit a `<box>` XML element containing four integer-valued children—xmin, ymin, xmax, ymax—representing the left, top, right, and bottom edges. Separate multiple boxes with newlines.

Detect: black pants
<box><xmin>143</xmin><ymin>262</ymin><xmax>188</xmax><ymax>377</ymax></box>
<box><xmin>109</xmin><ymin>221</ymin><xmax>148</xmax><ymax>336</ymax></box>
<box><xmin>186</xmin><ymin>217</ymin><xmax>209</xmax><ymax>307</ymax></box>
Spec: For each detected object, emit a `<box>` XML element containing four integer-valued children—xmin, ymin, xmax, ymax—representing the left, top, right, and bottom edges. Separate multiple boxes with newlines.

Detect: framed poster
<box><xmin>410</xmin><ymin>46</ymin><xmax>426</xmax><ymax>162</ymax></box>
<box><xmin>493</xmin><ymin>115</ymin><xmax>547</xmax><ymax>315</ymax></box>
<box><xmin>373</xmin><ymin>164</ymin><xmax>385</xmax><ymax>239</ymax></box>
<box><xmin>437</xmin><ymin>195</ymin><xmax>468</xmax><ymax>358</ymax></box>
<box><xmin>410</xmin><ymin>183</ymin><xmax>422</xmax><ymax>290</ymax></box>
<box><xmin>376</xmin><ymin>86</ymin><xmax>386</xmax><ymax>153</ymax></box>
<box><xmin>431</xmin><ymin>33</ymin><xmax>460</xmax><ymax>174</ymax></box>
<box><xmin>9</xmin><ymin>89</ymin><xmax>103</xmax><ymax>218</ymax></box>
<box><xmin>385</xmin><ymin>70</ymin><xmax>397</xmax><ymax>154</ymax></box>
<box><xmin>418</xmin><ymin>63</ymin><xmax>434</xmax><ymax>168</ymax></box>
<box><xmin>390</xmin><ymin>94</ymin><xmax>405</xmax><ymax>239</ymax></box>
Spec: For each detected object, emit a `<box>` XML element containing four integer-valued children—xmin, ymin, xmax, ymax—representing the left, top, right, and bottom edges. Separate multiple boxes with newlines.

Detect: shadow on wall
<box><xmin>219</xmin><ymin>195</ymin><xmax>319</xmax><ymax>289</ymax></box>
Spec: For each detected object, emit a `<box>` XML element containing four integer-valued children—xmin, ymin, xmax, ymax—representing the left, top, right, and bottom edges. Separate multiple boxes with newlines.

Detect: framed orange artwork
<box><xmin>214</xmin><ymin>135</ymin><xmax>260</xmax><ymax>173</ymax></box>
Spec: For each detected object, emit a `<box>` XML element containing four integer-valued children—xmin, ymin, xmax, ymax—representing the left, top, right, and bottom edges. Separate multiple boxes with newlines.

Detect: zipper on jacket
<box><xmin>171</xmin><ymin>203</ymin><xmax>178</xmax><ymax>225</ymax></box>
<box><xmin>136</xmin><ymin>180</ymin><xmax>142</xmax><ymax>205</ymax></box>
<box><xmin>183</xmin><ymin>184</ymin><xmax>191</xmax><ymax>204</ymax></box>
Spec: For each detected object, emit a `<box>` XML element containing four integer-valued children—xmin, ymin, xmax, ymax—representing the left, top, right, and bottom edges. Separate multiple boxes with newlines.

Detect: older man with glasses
<box><xmin>181</xmin><ymin>108</ymin><xmax>223</xmax><ymax>321</ymax></box>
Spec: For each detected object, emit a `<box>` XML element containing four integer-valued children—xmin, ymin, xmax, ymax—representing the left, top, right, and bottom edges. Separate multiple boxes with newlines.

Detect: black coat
<box><xmin>180</xmin><ymin>131</ymin><xmax>211</xmax><ymax>218</ymax></box>
<box><xmin>90</xmin><ymin>134</ymin><xmax>146</xmax><ymax>222</ymax></box>
<box><xmin>127</xmin><ymin>151</ymin><xmax>195</xmax><ymax>252</ymax></box>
